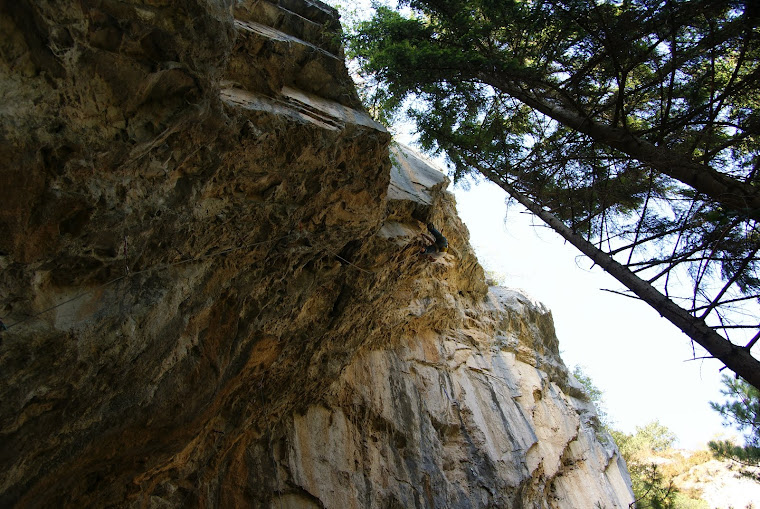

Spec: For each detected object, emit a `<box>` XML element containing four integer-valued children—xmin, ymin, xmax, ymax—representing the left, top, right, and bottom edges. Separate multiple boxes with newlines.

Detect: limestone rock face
<box><xmin>0</xmin><ymin>1</ymin><xmax>633</xmax><ymax>507</ymax></box>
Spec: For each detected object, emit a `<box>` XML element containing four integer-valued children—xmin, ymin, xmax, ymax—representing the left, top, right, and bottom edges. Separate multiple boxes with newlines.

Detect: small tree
<box><xmin>636</xmin><ymin>421</ymin><xmax>679</xmax><ymax>454</ymax></box>
<box><xmin>611</xmin><ymin>421</ymin><xmax>677</xmax><ymax>462</ymax></box>
<box><xmin>629</xmin><ymin>463</ymin><xmax>678</xmax><ymax>509</ymax></box>
<box><xmin>573</xmin><ymin>365</ymin><xmax>610</xmax><ymax>427</ymax></box>
<box><xmin>709</xmin><ymin>374</ymin><xmax>760</xmax><ymax>479</ymax></box>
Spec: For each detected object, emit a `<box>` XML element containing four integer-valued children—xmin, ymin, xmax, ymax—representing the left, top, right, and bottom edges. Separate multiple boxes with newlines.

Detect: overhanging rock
<box><xmin>0</xmin><ymin>0</ymin><xmax>633</xmax><ymax>507</ymax></box>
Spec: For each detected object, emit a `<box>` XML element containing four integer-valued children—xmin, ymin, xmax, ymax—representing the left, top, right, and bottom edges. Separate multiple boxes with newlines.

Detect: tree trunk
<box><xmin>486</xmin><ymin>75</ymin><xmax>760</xmax><ymax>221</ymax></box>
<box><xmin>487</xmin><ymin>171</ymin><xmax>760</xmax><ymax>390</ymax></box>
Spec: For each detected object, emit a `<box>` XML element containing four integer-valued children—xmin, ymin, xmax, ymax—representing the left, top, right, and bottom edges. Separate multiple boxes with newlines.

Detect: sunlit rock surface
<box><xmin>0</xmin><ymin>0</ymin><xmax>633</xmax><ymax>507</ymax></box>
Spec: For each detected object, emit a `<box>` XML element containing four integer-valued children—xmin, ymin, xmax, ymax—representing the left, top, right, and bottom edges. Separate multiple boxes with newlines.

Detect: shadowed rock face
<box><xmin>0</xmin><ymin>1</ymin><xmax>633</xmax><ymax>507</ymax></box>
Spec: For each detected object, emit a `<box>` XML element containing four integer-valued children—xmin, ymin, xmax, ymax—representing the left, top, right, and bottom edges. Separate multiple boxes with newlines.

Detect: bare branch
<box><xmin>691</xmin><ymin>293</ymin><xmax>760</xmax><ymax>313</ymax></box>
<box><xmin>600</xmin><ymin>288</ymin><xmax>642</xmax><ymax>300</ymax></box>
<box><xmin>699</xmin><ymin>245</ymin><xmax>760</xmax><ymax>320</ymax></box>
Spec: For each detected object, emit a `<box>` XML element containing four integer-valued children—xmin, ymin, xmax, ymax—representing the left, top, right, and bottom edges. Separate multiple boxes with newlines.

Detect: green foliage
<box><xmin>611</xmin><ymin>421</ymin><xmax>677</xmax><ymax>463</ymax></box>
<box><xmin>636</xmin><ymin>422</ymin><xmax>679</xmax><ymax>454</ymax></box>
<box><xmin>348</xmin><ymin>0</ymin><xmax>760</xmax><ymax>193</ymax></box>
<box><xmin>709</xmin><ymin>375</ymin><xmax>760</xmax><ymax>477</ymax></box>
<box><xmin>710</xmin><ymin>375</ymin><xmax>760</xmax><ymax>447</ymax></box>
<box><xmin>572</xmin><ymin>365</ymin><xmax>609</xmax><ymax>427</ymax></box>
<box><xmin>573</xmin><ymin>365</ymin><xmax>604</xmax><ymax>404</ymax></box>
<box><xmin>628</xmin><ymin>463</ymin><xmax>678</xmax><ymax>509</ymax></box>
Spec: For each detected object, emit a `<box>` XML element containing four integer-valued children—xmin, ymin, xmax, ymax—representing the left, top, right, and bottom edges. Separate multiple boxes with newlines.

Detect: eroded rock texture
<box><xmin>0</xmin><ymin>0</ymin><xmax>633</xmax><ymax>507</ymax></box>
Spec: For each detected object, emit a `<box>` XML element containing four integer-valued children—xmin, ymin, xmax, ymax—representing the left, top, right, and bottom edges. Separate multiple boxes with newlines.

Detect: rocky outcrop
<box><xmin>247</xmin><ymin>147</ymin><xmax>633</xmax><ymax>508</ymax></box>
<box><xmin>0</xmin><ymin>0</ymin><xmax>633</xmax><ymax>507</ymax></box>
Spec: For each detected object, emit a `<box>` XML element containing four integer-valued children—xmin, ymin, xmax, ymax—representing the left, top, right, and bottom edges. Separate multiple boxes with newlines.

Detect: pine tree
<box><xmin>348</xmin><ymin>0</ymin><xmax>760</xmax><ymax>388</ymax></box>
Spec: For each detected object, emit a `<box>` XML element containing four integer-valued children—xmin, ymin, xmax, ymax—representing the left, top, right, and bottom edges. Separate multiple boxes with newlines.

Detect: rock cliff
<box><xmin>0</xmin><ymin>0</ymin><xmax>633</xmax><ymax>507</ymax></box>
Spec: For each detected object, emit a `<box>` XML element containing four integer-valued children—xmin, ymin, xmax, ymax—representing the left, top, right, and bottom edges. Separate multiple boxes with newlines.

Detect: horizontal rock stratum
<box><xmin>0</xmin><ymin>0</ymin><xmax>634</xmax><ymax>507</ymax></box>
